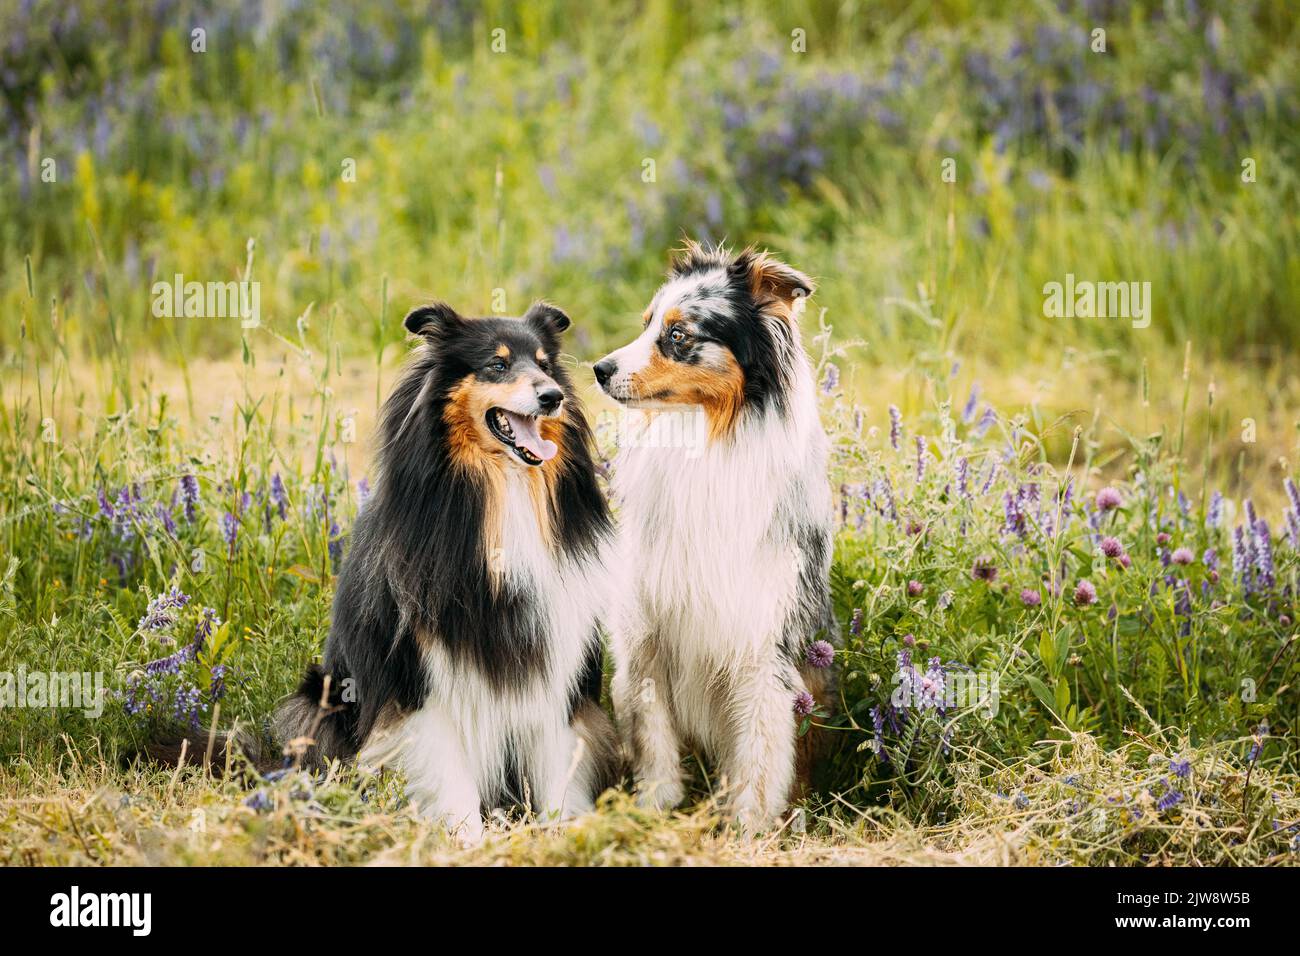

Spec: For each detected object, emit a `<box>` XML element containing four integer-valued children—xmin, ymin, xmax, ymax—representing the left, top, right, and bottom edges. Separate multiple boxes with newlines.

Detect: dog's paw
<box><xmin>635</xmin><ymin>777</ymin><xmax>685</xmax><ymax>812</ymax></box>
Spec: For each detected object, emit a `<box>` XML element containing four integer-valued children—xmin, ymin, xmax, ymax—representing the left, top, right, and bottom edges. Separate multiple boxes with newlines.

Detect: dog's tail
<box><xmin>269</xmin><ymin>662</ymin><xmax>358</xmax><ymax>770</ymax></box>
<box><xmin>141</xmin><ymin>663</ymin><xmax>357</xmax><ymax>777</ymax></box>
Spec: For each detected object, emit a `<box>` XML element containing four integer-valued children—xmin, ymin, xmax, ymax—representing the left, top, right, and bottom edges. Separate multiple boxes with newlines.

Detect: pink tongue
<box><xmin>504</xmin><ymin>411</ymin><xmax>558</xmax><ymax>461</ymax></box>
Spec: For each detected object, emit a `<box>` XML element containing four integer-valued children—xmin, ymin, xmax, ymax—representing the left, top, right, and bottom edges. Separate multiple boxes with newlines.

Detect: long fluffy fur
<box><xmin>269</xmin><ymin>302</ymin><xmax>621</xmax><ymax>840</ymax></box>
<box><xmin>596</xmin><ymin>244</ymin><xmax>836</xmax><ymax>830</ymax></box>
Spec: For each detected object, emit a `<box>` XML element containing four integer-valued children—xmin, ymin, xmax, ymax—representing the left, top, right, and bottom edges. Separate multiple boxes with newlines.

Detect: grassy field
<box><xmin>2</xmin><ymin>1</ymin><xmax>1298</xmax><ymax>866</ymax></box>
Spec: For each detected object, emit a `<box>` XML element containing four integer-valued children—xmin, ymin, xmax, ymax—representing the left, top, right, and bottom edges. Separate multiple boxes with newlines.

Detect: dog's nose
<box><xmin>593</xmin><ymin>358</ymin><xmax>616</xmax><ymax>387</ymax></box>
<box><xmin>536</xmin><ymin>387</ymin><xmax>564</xmax><ymax>413</ymax></box>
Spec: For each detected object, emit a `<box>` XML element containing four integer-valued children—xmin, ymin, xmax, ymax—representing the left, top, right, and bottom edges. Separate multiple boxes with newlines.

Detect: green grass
<box><xmin>2</xmin><ymin>0</ymin><xmax>1298</xmax><ymax>865</ymax></box>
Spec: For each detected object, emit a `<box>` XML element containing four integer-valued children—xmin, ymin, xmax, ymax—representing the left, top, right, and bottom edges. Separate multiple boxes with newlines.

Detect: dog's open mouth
<box><xmin>486</xmin><ymin>408</ymin><xmax>558</xmax><ymax>466</ymax></box>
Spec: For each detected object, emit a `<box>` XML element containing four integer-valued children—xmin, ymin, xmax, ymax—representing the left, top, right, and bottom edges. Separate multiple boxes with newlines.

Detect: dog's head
<box><xmin>397</xmin><ymin>301</ymin><xmax>575</xmax><ymax>470</ymax></box>
<box><xmin>592</xmin><ymin>242</ymin><xmax>814</xmax><ymax>438</ymax></box>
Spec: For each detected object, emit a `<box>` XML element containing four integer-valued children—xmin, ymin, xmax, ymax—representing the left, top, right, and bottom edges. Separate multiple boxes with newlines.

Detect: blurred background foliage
<box><xmin>1</xmin><ymin>0</ymin><xmax>1298</xmax><ymax>494</ymax></box>
<box><xmin>3</xmin><ymin>0</ymin><xmax>1297</xmax><ymax>352</ymax></box>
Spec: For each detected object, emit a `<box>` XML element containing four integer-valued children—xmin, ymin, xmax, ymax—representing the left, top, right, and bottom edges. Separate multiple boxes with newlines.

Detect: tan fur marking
<box><xmin>442</xmin><ymin>375</ymin><xmax>570</xmax><ymax>580</ymax></box>
<box><xmin>495</xmin><ymin>344</ymin><xmax>511</xmax><ymax>359</ymax></box>
<box><xmin>628</xmin><ymin>350</ymin><xmax>745</xmax><ymax>440</ymax></box>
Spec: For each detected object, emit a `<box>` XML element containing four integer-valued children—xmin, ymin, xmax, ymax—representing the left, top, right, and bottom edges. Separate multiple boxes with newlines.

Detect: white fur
<box><xmin>361</xmin><ymin>469</ymin><xmax>609</xmax><ymax>843</ymax></box>
<box><xmin>608</xmin><ymin>315</ymin><xmax>832</xmax><ymax>831</ymax></box>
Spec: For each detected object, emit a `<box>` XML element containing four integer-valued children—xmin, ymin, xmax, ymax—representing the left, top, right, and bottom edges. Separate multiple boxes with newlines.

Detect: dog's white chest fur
<box><xmin>364</xmin><ymin>471</ymin><xmax>607</xmax><ymax>837</ymax></box>
<box><xmin>611</xmin><ymin>397</ymin><xmax>830</xmax><ymax>658</ymax></box>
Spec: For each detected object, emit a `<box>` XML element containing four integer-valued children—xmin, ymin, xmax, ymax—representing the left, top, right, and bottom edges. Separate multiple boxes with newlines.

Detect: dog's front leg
<box><xmin>718</xmin><ymin>658</ymin><xmax>798</xmax><ymax>834</ymax></box>
<box><xmin>527</xmin><ymin>719</ymin><xmax>592</xmax><ymax>822</ymax></box>
<box><xmin>612</xmin><ymin>633</ymin><xmax>684</xmax><ymax>811</ymax></box>
<box><xmin>376</xmin><ymin>709</ymin><xmax>484</xmax><ymax>845</ymax></box>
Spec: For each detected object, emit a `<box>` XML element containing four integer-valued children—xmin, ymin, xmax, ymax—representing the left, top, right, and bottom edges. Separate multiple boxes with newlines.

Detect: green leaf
<box><xmin>1025</xmin><ymin>675</ymin><xmax>1056</xmax><ymax>714</ymax></box>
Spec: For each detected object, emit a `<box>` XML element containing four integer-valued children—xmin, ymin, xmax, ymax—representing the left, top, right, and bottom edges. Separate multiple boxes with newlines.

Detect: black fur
<box><xmin>665</xmin><ymin>244</ymin><xmax>811</xmax><ymax>418</ymax></box>
<box><xmin>285</xmin><ymin>302</ymin><xmax>611</xmax><ymax>764</ymax></box>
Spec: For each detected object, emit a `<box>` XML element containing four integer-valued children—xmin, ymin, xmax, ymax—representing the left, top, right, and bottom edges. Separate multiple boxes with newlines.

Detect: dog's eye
<box><xmin>668</xmin><ymin>327</ymin><xmax>688</xmax><ymax>345</ymax></box>
<box><xmin>488</xmin><ymin>358</ymin><xmax>508</xmax><ymax>373</ymax></box>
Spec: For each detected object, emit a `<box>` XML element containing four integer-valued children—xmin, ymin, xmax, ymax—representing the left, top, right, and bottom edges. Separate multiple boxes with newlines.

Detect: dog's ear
<box><xmin>730</xmin><ymin>248</ymin><xmax>815</xmax><ymax>306</ymax></box>
<box><xmin>403</xmin><ymin>302</ymin><xmax>462</xmax><ymax>337</ymax></box>
<box><xmin>523</xmin><ymin>301</ymin><xmax>572</xmax><ymax>339</ymax></box>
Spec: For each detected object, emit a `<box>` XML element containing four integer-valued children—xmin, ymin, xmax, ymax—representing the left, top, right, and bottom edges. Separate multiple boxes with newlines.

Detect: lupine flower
<box><xmin>1253</xmin><ymin>519</ymin><xmax>1275</xmax><ymax>588</ymax></box>
<box><xmin>980</xmin><ymin>462</ymin><xmax>999</xmax><ymax>495</ymax></box>
<box><xmin>915</xmin><ymin>657</ymin><xmax>946</xmax><ymax>711</ymax></box>
<box><xmin>849</xmin><ymin>608</ymin><xmax>863</xmax><ymax>637</ymax></box>
<box><xmin>138</xmin><ymin>587</ymin><xmax>190</xmax><ymax>632</ymax></box>
<box><xmin>793</xmin><ymin>691</ymin><xmax>816</xmax><ymax>717</ymax></box>
<box><xmin>907</xmin><ymin>580</ymin><xmax>924</xmax><ymax>597</ymax></box>
<box><xmin>172</xmin><ymin>684</ymin><xmax>205</xmax><ymax>730</ymax></box>
<box><xmin>1155</xmin><ymin>783</ymin><xmax>1184</xmax><ymax>812</ymax></box>
<box><xmin>1003</xmin><ymin>491</ymin><xmax>1027</xmax><ymax>538</ymax></box>
<box><xmin>1020</xmin><ymin>588</ymin><xmax>1041</xmax><ymax>607</ymax></box>
<box><xmin>1171</xmin><ymin>547</ymin><xmax>1194</xmax><ymax>566</ymax></box>
<box><xmin>1203</xmin><ymin>548</ymin><xmax>1218</xmax><ymax>571</ymax></box>
<box><xmin>961</xmin><ymin>384</ymin><xmax>980</xmax><ymax>423</ymax></box>
<box><xmin>220</xmin><ymin>511</ymin><xmax>240</xmax><ymax>549</ymax></box>
<box><xmin>820</xmin><ymin>362</ymin><xmax>840</xmax><ymax>395</ymax></box>
<box><xmin>955</xmin><ymin>457</ymin><xmax>970</xmax><ymax>499</ymax></box>
<box><xmin>1206</xmin><ymin>490</ymin><xmax>1223</xmax><ymax>528</ymax></box>
<box><xmin>869</xmin><ymin>705</ymin><xmax>888</xmax><ymax>763</ymax></box>
<box><xmin>971</xmin><ymin>556</ymin><xmax>998</xmax><ymax>581</ymax></box>
<box><xmin>1073</xmin><ymin>580</ymin><xmax>1098</xmax><ymax>606</ymax></box>
<box><xmin>1096</xmin><ymin>487</ymin><xmax>1123</xmax><ymax>511</ymax></box>
<box><xmin>915</xmin><ymin>436</ymin><xmax>927</xmax><ymax>480</ymax></box>
<box><xmin>1232</xmin><ymin>524</ymin><xmax>1252</xmax><ymax>590</ymax></box>
<box><xmin>1283</xmin><ymin>478</ymin><xmax>1300</xmax><ymax>547</ymax></box>
<box><xmin>806</xmin><ymin>640</ymin><xmax>834</xmax><ymax>668</ymax></box>
<box><xmin>270</xmin><ymin>473</ymin><xmax>289</xmax><ymax>520</ymax></box>
<box><xmin>179</xmin><ymin>475</ymin><xmax>200</xmax><ymax>522</ymax></box>
<box><xmin>888</xmin><ymin>405</ymin><xmax>902</xmax><ymax>450</ymax></box>
<box><xmin>973</xmin><ymin>406</ymin><xmax>996</xmax><ymax>439</ymax></box>
<box><xmin>1100</xmin><ymin>536</ymin><xmax>1123</xmax><ymax>558</ymax></box>
<box><xmin>1170</xmin><ymin>759</ymin><xmax>1191</xmax><ymax>779</ymax></box>
<box><xmin>209</xmin><ymin>664</ymin><xmax>228</xmax><ymax>701</ymax></box>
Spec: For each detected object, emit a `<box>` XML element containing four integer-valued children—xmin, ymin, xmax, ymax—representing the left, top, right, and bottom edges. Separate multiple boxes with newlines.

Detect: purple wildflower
<box><xmin>1170</xmin><ymin>758</ymin><xmax>1191</xmax><ymax>779</ymax></box>
<box><xmin>848</xmin><ymin>608</ymin><xmax>863</xmax><ymax>637</ymax></box>
<box><xmin>888</xmin><ymin>405</ymin><xmax>902</xmax><ymax>450</ymax></box>
<box><xmin>961</xmin><ymin>384</ymin><xmax>980</xmax><ymax>423</ymax></box>
<box><xmin>1096</xmin><ymin>487</ymin><xmax>1123</xmax><ymax>511</ymax></box>
<box><xmin>1155</xmin><ymin>783</ymin><xmax>1184</xmax><ymax>813</ymax></box>
<box><xmin>270</xmin><ymin>473</ymin><xmax>289</xmax><ymax>520</ymax></box>
<box><xmin>1073</xmin><ymin>580</ymin><xmax>1098</xmax><ymax>606</ymax></box>
<box><xmin>806</xmin><ymin>640</ymin><xmax>834</xmax><ymax>669</ymax></box>
<box><xmin>1253</xmin><ymin>519</ymin><xmax>1275</xmax><ymax>588</ymax></box>
<box><xmin>1020</xmin><ymin>588</ymin><xmax>1041</xmax><ymax>607</ymax></box>
<box><xmin>357</xmin><ymin>477</ymin><xmax>372</xmax><ymax>511</ymax></box>
<box><xmin>138</xmin><ymin>587</ymin><xmax>191</xmax><ymax>632</ymax></box>
<box><xmin>907</xmin><ymin>580</ymin><xmax>924</xmax><ymax>597</ymax></box>
<box><xmin>793</xmin><ymin>691</ymin><xmax>816</xmax><ymax>717</ymax></box>
<box><xmin>1171</xmin><ymin>547</ymin><xmax>1194</xmax><ymax>566</ymax></box>
<box><xmin>820</xmin><ymin>363</ymin><xmax>840</xmax><ymax>395</ymax></box>
<box><xmin>955</xmin><ymin>457</ymin><xmax>970</xmax><ymax>499</ymax></box>
<box><xmin>1203</xmin><ymin>548</ymin><xmax>1218</xmax><ymax>571</ymax></box>
<box><xmin>915</xmin><ymin>436</ymin><xmax>927</xmax><ymax>481</ymax></box>
<box><xmin>179</xmin><ymin>475</ymin><xmax>200</xmax><ymax>522</ymax></box>
<box><xmin>220</xmin><ymin>512</ymin><xmax>239</xmax><ymax>550</ymax></box>
<box><xmin>973</xmin><ymin>406</ymin><xmax>996</xmax><ymax>439</ymax></box>
<box><xmin>209</xmin><ymin>664</ymin><xmax>228</xmax><ymax>701</ymax></box>
<box><xmin>1100</xmin><ymin>536</ymin><xmax>1124</xmax><ymax>558</ymax></box>
<box><xmin>1206</xmin><ymin>490</ymin><xmax>1223</xmax><ymax>528</ymax></box>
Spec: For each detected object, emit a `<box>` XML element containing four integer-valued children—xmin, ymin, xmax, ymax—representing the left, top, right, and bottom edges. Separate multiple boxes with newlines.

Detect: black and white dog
<box><xmin>593</xmin><ymin>243</ymin><xmax>835</xmax><ymax>831</ymax></box>
<box><xmin>276</xmin><ymin>301</ymin><xmax>620</xmax><ymax>843</ymax></box>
